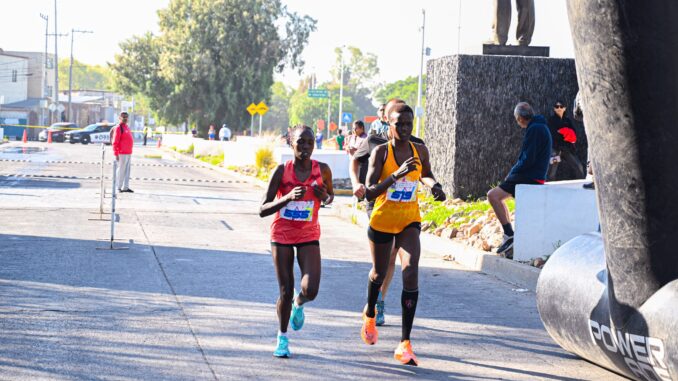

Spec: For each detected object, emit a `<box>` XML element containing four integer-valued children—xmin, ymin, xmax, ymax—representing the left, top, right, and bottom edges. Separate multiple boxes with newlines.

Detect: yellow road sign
<box><xmin>247</xmin><ymin>103</ymin><xmax>258</xmax><ymax>116</ymax></box>
<box><xmin>255</xmin><ymin>101</ymin><xmax>269</xmax><ymax>116</ymax></box>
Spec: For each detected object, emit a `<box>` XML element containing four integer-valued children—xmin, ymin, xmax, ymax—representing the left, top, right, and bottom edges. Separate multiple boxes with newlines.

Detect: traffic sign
<box><xmin>341</xmin><ymin>112</ymin><xmax>352</xmax><ymax>124</ymax></box>
<box><xmin>307</xmin><ymin>89</ymin><xmax>329</xmax><ymax>99</ymax></box>
<box><xmin>247</xmin><ymin>103</ymin><xmax>257</xmax><ymax>116</ymax></box>
<box><xmin>255</xmin><ymin>101</ymin><xmax>269</xmax><ymax>116</ymax></box>
<box><xmin>329</xmin><ymin>122</ymin><xmax>338</xmax><ymax>132</ymax></box>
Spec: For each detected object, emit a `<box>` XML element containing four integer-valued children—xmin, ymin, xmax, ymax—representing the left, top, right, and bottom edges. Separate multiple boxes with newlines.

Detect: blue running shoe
<box><xmin>273</xmin><ymin>335</ymin><xmax>291</xmax><ymax>358</ymax></box>
<box><xmin>376</xmin><ymin>300</ymin><xmax>385</xmax><ymax>326</ymax></box>
<box><xmin>290</xmin><ymin>290</ymin><xmax>305</xmax><ymax>331</ymax></box>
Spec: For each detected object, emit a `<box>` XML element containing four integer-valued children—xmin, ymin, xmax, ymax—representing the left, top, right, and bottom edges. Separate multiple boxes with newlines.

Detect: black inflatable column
<box><xmin>537</xmin><ymin>1</ymin><xmax>678</xmax><ymax>380</ymax></box>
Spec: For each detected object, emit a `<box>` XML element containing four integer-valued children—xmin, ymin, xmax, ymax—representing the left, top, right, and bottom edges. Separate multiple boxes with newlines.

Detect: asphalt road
<box><xmin>0</xmin><ymin>141</ymin><xmax>624</xmax><ymax>380</ymax></box>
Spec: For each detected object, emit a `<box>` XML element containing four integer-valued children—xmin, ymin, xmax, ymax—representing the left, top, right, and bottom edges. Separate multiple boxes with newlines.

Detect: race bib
<box><xmin>387</xmin><ymin>179</ymin><xmax>418</xmax><ymax>202</ymax></box>
<box><xmin>280</xmin><ymin>200</ymin><xmax>315</xmax><ymax>221</ymax></box>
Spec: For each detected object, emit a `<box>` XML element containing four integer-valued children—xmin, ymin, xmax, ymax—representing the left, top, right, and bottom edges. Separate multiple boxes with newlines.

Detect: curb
<box><xmin>332</xmin><ymin>200</ymin><xmax>540</xmax><ymax>291</ymax></box>
<box><xmin>161</xmin><ymin>148</ymin><xmax>268</xmax><ymax>188</ymax></box>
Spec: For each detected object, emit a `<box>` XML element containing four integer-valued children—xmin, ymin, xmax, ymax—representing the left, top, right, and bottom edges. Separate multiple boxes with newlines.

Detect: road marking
<box><xmin>220</xmin><ymin>220</ymin><xmax>233</xmax><ymax>230</ymax></box>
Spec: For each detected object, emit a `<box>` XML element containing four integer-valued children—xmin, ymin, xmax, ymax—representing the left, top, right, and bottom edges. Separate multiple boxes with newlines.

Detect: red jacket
<box><xmin>112</xmin><ymin>123</ymin><xmax>134</xmax><ymax>156</ymax></box>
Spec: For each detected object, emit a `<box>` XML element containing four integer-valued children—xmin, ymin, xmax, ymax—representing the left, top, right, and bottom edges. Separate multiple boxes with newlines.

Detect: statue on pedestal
<box><xmin>488</xmin><ymin>0</ymin><xmax>535</xmax><ymax>46</ymax></box>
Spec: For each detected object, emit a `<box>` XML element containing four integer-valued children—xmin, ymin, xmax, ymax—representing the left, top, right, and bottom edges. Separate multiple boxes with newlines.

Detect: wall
<box><xmin>426</xmin><ymin>54</ymin><xmax>584</xmax><ymax>198</ymax></box>
<box><xmin>514</xmin><ymin>180</ymin><xmax>599</xmax><ymax>261</ymax></box>
<box><xmin>0</xmin><ymin>54</ymin><xmax>28</xmax><ymax>104</ymax></box>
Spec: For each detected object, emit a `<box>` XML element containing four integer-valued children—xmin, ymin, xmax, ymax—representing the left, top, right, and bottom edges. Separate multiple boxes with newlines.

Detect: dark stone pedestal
<box><xmin>482</xmin><ymin>44</ymin><xmax>550</xmax><ymax>57</ymax></box>
<box><xmin>425</xmin><ymin>54</ymin><xmax>583</xmax><ymax>199</ymax></box>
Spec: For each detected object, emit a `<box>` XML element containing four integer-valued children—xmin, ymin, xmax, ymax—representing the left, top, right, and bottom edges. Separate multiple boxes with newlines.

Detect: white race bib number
<box><xmin>387</xmin><ymin>180</ymin><xmax>418</xmax><ymax>202</ymax></box>
<box><xmin>280</xmin><ymin>200</ymin><xmax>314</xmax><ymax>221</ymax></box>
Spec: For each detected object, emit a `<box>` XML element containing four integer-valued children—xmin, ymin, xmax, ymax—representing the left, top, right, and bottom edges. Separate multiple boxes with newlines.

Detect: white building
<box><xmin>0</xmin><ymin>51</ymin><xmax>29</xmax><ymax>104</ymax></box>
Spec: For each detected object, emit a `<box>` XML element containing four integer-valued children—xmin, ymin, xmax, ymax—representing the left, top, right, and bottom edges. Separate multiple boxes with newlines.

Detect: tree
<box><xmin>375</xmin><ymin>75</ymin><xmax>427</xmax><ymax>137</ymax></box>
<box><xmin>327</xmin><ymin>46</ymin><xmax>379</xmax><ymax>121</ymax></box>
<box><xmin>267</xmin><ymin>82</ymin><xmax>293</xmax><ymax>134</ymax></box>
<box><xmin>58</xmin><ymin>59</ymin><xmax>114</xmax><ymax>90</ymax></box>
<box><xmin>111</xmin><ymin>0</ymin><xmax>316</xmax><ymax>136</ymax></box>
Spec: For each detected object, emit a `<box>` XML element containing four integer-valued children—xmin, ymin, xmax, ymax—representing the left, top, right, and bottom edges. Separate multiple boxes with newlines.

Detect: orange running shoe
<box><xmin>394</xmin><ymin>340</ymin><xmax>419</xmax><ymax>366</ymax></box>
<box><xmin>360</xmin><ymin>305</ymin><xmax>378</xmax><ymax>345</ymax></box>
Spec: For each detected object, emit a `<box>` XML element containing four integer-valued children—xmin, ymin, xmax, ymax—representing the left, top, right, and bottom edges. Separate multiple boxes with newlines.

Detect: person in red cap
<box><xmin>112</xmin><ymin>112</ymin><xmax>134</xmax><ymax>193</ymax></box>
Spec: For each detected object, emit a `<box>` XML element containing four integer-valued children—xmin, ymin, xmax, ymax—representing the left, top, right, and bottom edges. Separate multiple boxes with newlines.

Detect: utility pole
<box><xmin>337</xmin><ymin>46</ymin><xmax>345</xmax><ymax>139</ymax></box>
<box><xmin>415</xmin><ymin>9</ymin><xmax>426</xmax><ymax>138</ymax></box>
<box><xmin>40</xmin><ymin>13</ymin><xmax>49</xmax><ymax>126</ymax></box>
<box><xmin>54</xmin><ymin>0</ymin><xmax>59</xmax><ymax>122</ymax></box>
<box><xmin>68</xmin><ymin>28</ymin><xmax>93</xmax><ymax>122</ymax></box>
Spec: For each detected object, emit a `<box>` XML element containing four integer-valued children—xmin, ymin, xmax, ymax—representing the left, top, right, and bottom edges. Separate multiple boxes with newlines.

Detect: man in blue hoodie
<box><xmin>488</xmin><ymin>102</ymin><xmax>552</xmax><ymax>258</ymax></box>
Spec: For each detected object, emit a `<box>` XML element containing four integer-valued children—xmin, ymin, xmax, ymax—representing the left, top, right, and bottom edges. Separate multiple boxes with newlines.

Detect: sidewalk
<box><xmin>331</xmin><ymin>196</ymin><xmax>541</xmax><ymax>291</ymax></box>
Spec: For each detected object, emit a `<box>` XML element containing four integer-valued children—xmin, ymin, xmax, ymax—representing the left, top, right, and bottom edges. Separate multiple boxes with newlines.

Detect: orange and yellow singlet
<box><xmin>369</xmin><ymin>142</ymin><xmax>422</xmax><ymax>234</ymax></box>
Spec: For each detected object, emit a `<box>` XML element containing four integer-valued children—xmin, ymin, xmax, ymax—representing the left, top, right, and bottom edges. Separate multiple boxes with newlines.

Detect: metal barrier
<box><xmin>97</xmin><ymin>158</ymin><xmax>127</xmax><ymax>251</ymax></box>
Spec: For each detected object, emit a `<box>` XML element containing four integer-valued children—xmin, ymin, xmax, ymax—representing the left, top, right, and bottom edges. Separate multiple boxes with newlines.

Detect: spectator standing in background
<box><xmin>336</xmin><ymin>129</ymin><xmax>345</xmax><ymax>151</ymax></box>
<box><xmin>112</xmin><ymin>112</ymin><xmax>135</xmax><ymax>193</ymax></box>
<box><xmin>208</xmin><ymin>125</ymin><xmax>216</xmax><ymax>140</ymax></box>
<box><xmin>315</xmin><ymin>130</ymin><xmax>324</xmax><ymax>149</ymax></box>
<box><xmin>346</xmin><ymin>120</ymin><xmax>367</xmax><ymax>158</ymax></box>
<box><xmin>369</xmin><ymin>104</ymin><xmax>389</xmax><ymax>135</ymax></box>
<box><xmin>547</xmin><ymin>100</ymin><xmax>584</xmax><ymax>180</ymax></box>
<box><xmin>219</xmin><ymin>124</ymin><xmax>232</xmax><ymax>141</ymax></box>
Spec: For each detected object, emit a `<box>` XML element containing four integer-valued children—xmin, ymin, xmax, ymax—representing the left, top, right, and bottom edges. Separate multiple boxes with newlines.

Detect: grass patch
<box><xmin>196</xmin><ymin>152</ymin><xmax>224</xmax><ymax>166</ymax></box>
<box><xmin>420</xmin><ymin>193</ymin><xmax>514</xmax><ymax>228</ymax></box>
<box><xmin>177</xmin><ymin>144</ymin><xmax>194</xmax><ymax>154</ymax></box>
<box><xmin>144</xmin><ymin>154</ymin><xmax>162</xmax><ymax>159</ymax></box>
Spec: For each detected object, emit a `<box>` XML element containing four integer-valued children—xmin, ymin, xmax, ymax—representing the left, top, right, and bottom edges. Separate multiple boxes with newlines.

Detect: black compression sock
<box><xmin>401</xmin><ymin>289</ymin><xmax>419</xmax><ymax>341</ymax></box>
<box><xmin>502</xmin><ymin>223</ymin><xmax>514</xmax><ymax>236</ymax></box>
<box><xmin>366</xmin><ymin>278</ymin><xmax>382</xmax><ymax>318</ymax></box>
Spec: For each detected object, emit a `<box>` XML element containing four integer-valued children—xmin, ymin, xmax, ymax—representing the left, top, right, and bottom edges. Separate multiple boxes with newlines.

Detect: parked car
<box><xmin>65</xmin><ymin>123</ymin><xmax>115</xmax><ymax>145</ymax></box>
<box><xmin>38</xmin><ymin>123</ymin><xmax>78</xmax><ymax>143</ymax></box>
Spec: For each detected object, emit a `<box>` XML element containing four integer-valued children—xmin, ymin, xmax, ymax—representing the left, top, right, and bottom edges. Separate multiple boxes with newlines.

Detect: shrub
<box><xmin>255</xmin><ymin>147</ymin><xmax>275</xmax><ymax>172</ymax></box>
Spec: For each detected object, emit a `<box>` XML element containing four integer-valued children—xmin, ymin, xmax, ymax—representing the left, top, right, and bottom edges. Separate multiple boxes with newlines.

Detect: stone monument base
<box><xmin>482</xmin><ymin>44</ymin><xmax>550</xmax><ymax>57</ymax></box>
<box><xmin>425</xmin><ymin>54</ymin><xmax>584</xmax><ymax>199</ymax></box>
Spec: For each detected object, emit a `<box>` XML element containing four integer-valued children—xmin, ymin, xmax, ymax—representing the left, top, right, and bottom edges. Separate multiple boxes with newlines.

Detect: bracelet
<box><xmin>390</xmin><ymin>174</ymin><xmax>397</xmax><ymax>182</ymax></box>
<box><xmin>323</xmin><ymin>193</ymin><xmax>332</xmax><ymax>203</ymax></box>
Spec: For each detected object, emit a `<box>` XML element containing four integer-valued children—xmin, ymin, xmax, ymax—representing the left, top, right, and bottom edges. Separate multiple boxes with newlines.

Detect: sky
<box><xmin>1</xmin><ymin>0</ymin><xmax>575</xmax><ymax>87</ymax></box>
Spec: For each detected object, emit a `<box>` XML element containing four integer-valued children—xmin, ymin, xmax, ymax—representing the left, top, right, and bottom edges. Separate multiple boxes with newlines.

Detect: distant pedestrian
<box><xmin>191</xmin><ymin>127</ymin><xmax>197</xmax><ymax>138</ymax></box>
<box><xmin>547</xmin><ymin>100</ymin><xmax>584</xmax><ymax>180</ymax></box>
<box><xmin>369</xmin><ymin>104</ymin><xmax>389</xmax><ymax>135</ymax></box>
<box><xmin>336</xmin><ymin>129</ymin><xmax>345</xmax><ymax>150</ymax></box>
<box><xmin>487</xmin><ymin>102</ymin><xmax>552</xmax><ymax>258</ymax></box>
<box><xmin>112</xmin><ymin>112</ymin><xmax>135</xmax><ymax>193</ymax></box>
<box><xmin>315</xmin><ymin>130</ymin><xmax>323</xmax><ymax>149</ymax></box>
<box><xmin>346</xmin><ymin>120</ymin><xmax>367</xmax><ymax>158</ymax></box>
<box><xmin>260</xmin><ymin>124</ymin><xmax>334</xmax><ymax>358</ymax></box>
<box><xmin>142</xmin><ymin>125</ymin><xmax>149</xmax><ymax>146</ymax></box>
<box><xmin>219</xmin><ymin>124</ymin><xmax>232</xmax><ymax>141</ymax></box>
<box><xmin>208</xmin><ymin>125</ymin><xmax>216</xmax><ymax>140</ymax></box>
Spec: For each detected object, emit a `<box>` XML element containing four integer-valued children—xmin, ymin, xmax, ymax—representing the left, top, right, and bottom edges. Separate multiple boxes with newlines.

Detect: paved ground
<box><xmin>0</xmin><ymin>141</ymin><xmax>624</xmax><ymax>380</ymax></box>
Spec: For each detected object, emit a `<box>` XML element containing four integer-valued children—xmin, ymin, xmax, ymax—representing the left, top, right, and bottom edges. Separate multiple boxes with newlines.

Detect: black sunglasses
<box><xmin>554</xmin><ymin>105</ymin><xmax>565</xmax><ymax>109</ymax></box>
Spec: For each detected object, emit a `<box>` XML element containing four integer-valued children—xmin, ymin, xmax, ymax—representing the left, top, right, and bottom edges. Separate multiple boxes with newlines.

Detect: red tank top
<box><xmin>270</xmin><ymin>160</ymin><xmax>323</xmax><ymax>244</ymax></box>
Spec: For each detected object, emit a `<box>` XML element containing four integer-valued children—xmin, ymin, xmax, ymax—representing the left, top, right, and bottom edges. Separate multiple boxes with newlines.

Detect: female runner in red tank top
<box><xmin>259</xmin><ymin>125</ymin><xmax>334</xmax><ymax>358</ymax></box>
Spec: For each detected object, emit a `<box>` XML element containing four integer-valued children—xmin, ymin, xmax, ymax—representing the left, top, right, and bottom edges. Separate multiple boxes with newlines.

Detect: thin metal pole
<box><xmin>40</xmin><ymin>14</ymin><xmax>48</xmax><ymax>126</ymax></box>
<box><xmin>415</xmin><ymin>9</ymin><xmax>426</xmax><ymax>138</ymax></box>
<box><xmin>250</xmin><ymin>114</ymin><xmax>254</xmax><ymax>136</ymax></box>
<box><xmin>99</xmin><ymin>143</ymin><xmax>105</xmax><ymax>215</ymax></box>
<box><xmin>68</xmin><ymin>29</ymin><xmax>74</xmax><ymax>122</ymax></box>
<box><xmin>54</xmin><ymin>0</ymin><xmax>59</xmax><ymax>122</ymax></box>
<box><xmin>258</xmin><ymin>114</ymin><xmax>263</xmax><ymax>136</ymax></box>
<box><xmin>326</xmin><ymin>95</ymin><xmax>331</xmax><ymax>136</ymax></box>
<box><xmin>110</xmin><ymin>159</ymin><xmax>118</xmax><ymax>249</ymax></box>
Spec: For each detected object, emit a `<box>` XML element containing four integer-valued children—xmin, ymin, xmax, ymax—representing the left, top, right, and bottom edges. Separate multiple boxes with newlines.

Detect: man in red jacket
<box><xmin>112</xmin><ymin>112</ymin><xmax>134</xmax><ymax>193</ymax></box>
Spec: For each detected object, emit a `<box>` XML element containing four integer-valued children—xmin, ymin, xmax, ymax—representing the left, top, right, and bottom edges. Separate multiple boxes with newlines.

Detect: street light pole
<box><xmin>415</xmin><ymin>9</ymin><xmax>426</xmax><ymax>138</ymax></box>
<box><xmin>68</xmin><ymin>29</ymin><xmax>93</xmax><ymax>122</ymax></box>
<box><xmin>54</xmin><ymin>0</ymin><xmax>59</xmax><ymax>122</ymax></box>
<box><xmin>40</xmin><ymin>13</ymin><xmax>49</xmax><ymax>126</ymax></box>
